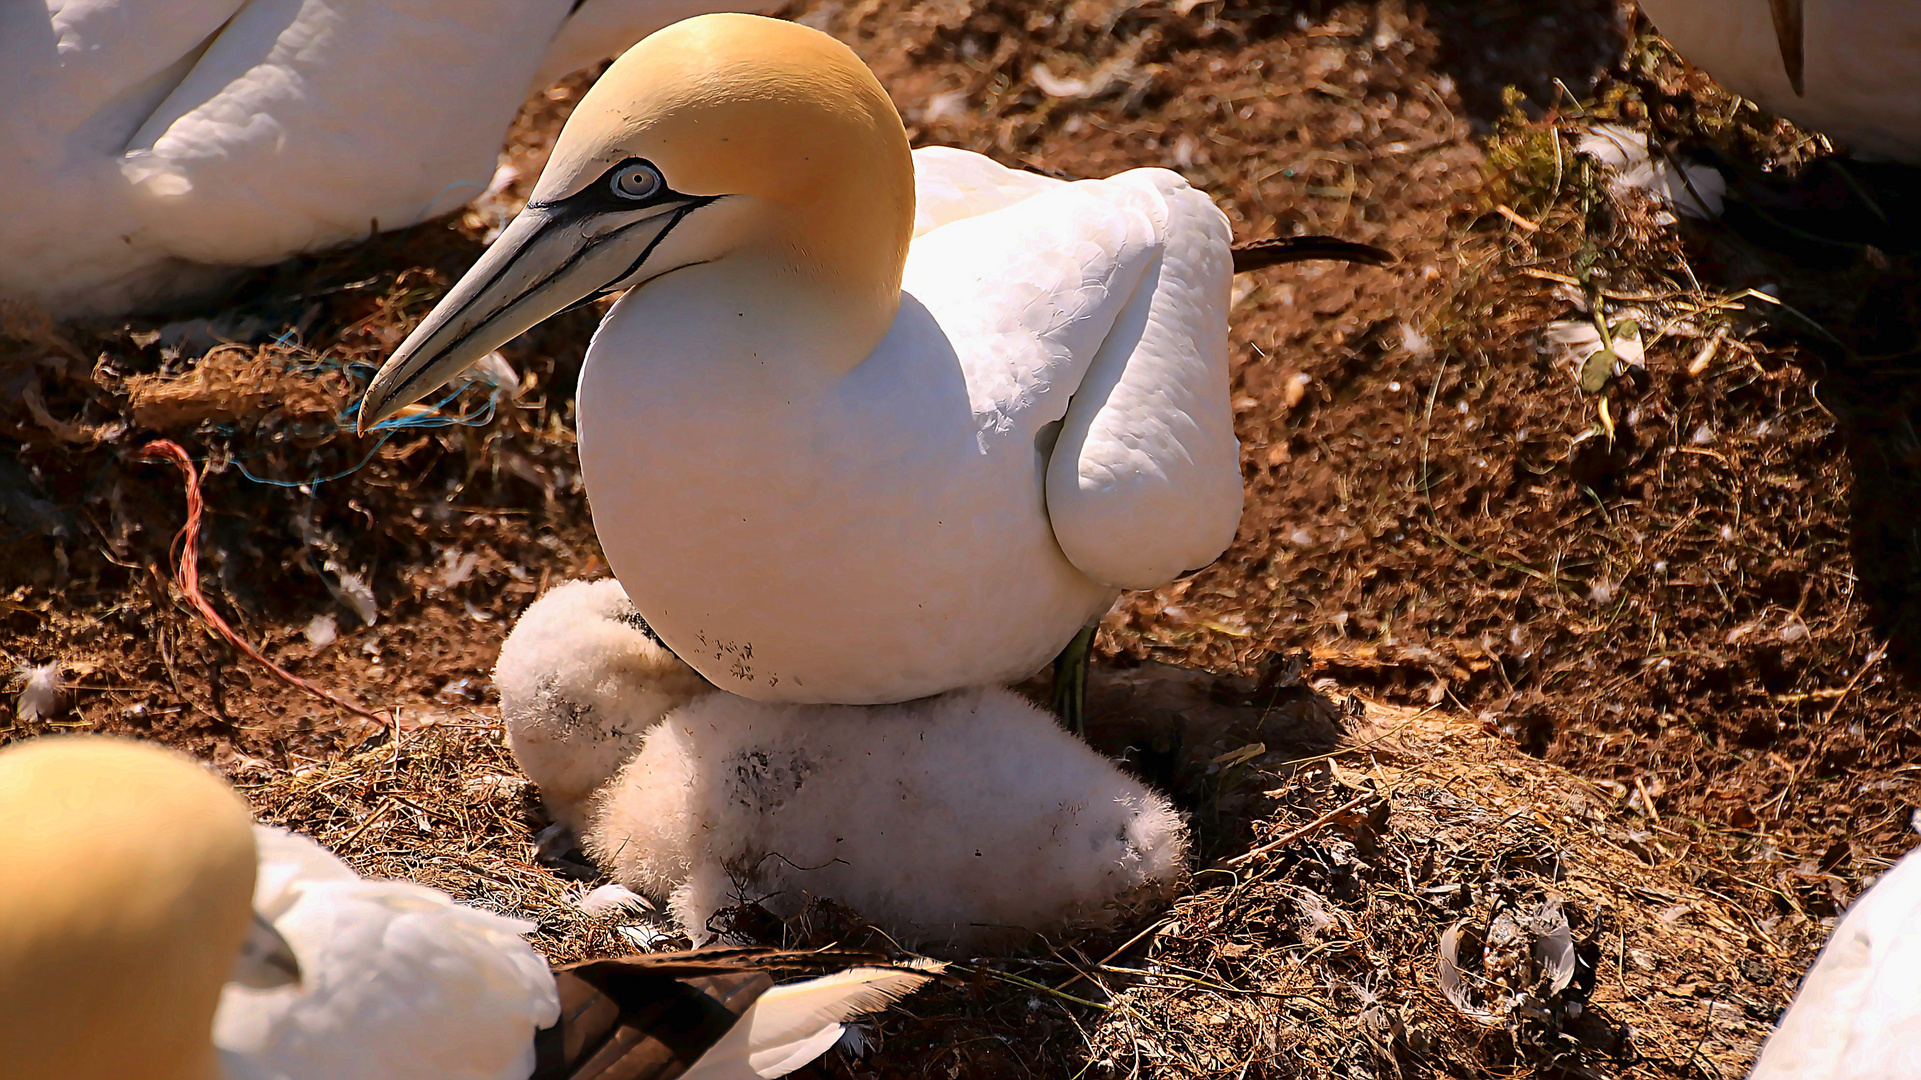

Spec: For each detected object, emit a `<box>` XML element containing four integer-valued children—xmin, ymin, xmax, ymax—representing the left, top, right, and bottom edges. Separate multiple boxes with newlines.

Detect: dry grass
<box><xmin>219</xmin><ymin>670</ymin><xmax>1799</xmax><ymax>1080</ymax></box>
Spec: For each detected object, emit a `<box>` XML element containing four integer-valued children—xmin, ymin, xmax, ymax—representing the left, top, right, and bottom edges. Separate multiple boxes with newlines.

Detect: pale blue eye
<box><xmin>610</xmin><ymin>163</ymin><xmax>661</xmax><ymax>200</ymax></box>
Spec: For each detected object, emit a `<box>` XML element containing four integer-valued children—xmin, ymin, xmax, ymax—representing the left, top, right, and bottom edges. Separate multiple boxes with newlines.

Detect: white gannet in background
<box><xmin>361</xmin><ymin>14</ymin><xmax>1382</xmax><ymax>725</ymax></box>
<box><xmin>1636</xmin><ymin>0</ymin><xmax>1921</xmax><ymax>163</ymax></box>
<box><xmin>1746</xmin><ymin>845</ymin><xmax>1921</xmax><ymax>1080</ymax></box>
<box><xmin>585</xmin><ymin>683</ymin><xmax>1189</xmax><ymax>954</ymax></box>
<box><xmin>495</xmin><ymin>577</ymin><xmax>713</xmax><ymax>834</ymax></box>
<box><xmin>0</xmin><ymin>735</ymin><xmax>938</xmax><ymax>1080</ymax></box>
<box><xmin>0</xmin><ymin>0</ymin><xmax>769</xmax><ymax>318</ymax></box>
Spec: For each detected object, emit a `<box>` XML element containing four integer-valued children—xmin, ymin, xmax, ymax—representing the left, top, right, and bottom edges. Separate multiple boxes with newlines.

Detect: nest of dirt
<box><xmin>231</xmin><ymin>661</ymin><xmax>1800</xmax><ymax>1080</ymax></box>
<box><xmin>6</xmin><ymin>0</ymin><xmax>1921</xmax><ymax>1076</ymax></box>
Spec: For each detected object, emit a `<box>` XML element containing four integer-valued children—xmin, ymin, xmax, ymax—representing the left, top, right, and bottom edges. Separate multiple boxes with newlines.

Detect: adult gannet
<box><xmin>1636</xmin><ymin>0</ymin><xmax>1921</xmax><ymax>163</ymax></box>
<box><xmin>0</xmin><ymin>0</ymin><xmax>768</xmax><ymax>317</ymax></box>
<box><xmin>1746</xmin><ymin>844</ymin><xmax>1921</xmax><ymax>1080</ymax></box>
<box><xmin>0</xmin><ymin>735</ymin><xmax>937</xmax><ymax>1080</ymax></box>
<box><xmin>362</xmin><ymin>14</ymin><xmax>1382</xmax><ymax>721</ymax></box>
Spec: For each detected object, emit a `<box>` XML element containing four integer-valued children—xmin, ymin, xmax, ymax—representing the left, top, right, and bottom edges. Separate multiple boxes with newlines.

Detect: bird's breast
<box><xmin>573</xmin><ymin>306</ymin><xmax>1110</xmax><ymax>703</ymax></box>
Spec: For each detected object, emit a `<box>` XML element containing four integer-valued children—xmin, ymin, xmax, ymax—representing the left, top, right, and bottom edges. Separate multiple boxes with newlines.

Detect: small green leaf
<box><xmin>1580</xmin><ymin>346</ymin><xmax>1616</xmax><ymax>393</ymax></box>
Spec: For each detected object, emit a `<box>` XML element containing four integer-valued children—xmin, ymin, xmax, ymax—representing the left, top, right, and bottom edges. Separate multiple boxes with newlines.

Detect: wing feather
<box><xmin>911</xmin><ymin>146</ymin><xmax>1069</xmax><ymax>236</ymax></box>
<box><xmin>678</xmin><ymin>964</ymin><xmax>940</xmax><ymax>1080</ymax></box>
<box><xmin>1043</xmin><ymin>168</ymin><xmax>1241</xmax><ymax>589</ymax></box>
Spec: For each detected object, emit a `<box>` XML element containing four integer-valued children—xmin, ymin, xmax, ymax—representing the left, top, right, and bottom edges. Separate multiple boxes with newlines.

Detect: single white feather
<box><xmin>14</xmin><ymin>663</ymin><xmax>62</xmax><ymax>722</ymax></box>
<box><xmin>678</xmin><ymin>964</ymin><xmax>941</xmax><ymax>1080</ymax></box>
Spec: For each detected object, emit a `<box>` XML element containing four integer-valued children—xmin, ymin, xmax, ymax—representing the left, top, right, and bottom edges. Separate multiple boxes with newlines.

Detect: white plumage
<box><xmin>14</xmin><ymin>662</ymin><xmax>63</xmax><ymax>721</ymax></box>
<box><xmin>496</xmin><ymin>577</ymin><xmax>712</xmax><ymax>833</ymax></box>
<box><xmin>1637</xmin><ymin>0</ymin><xmax>1921</xmax><ymax>163</ymax></box>
<box><xmin>574</xmin><ymin>148</ymin><xmax>1240</xmax><ymax>705</ymax></box>
<box><xmin>1748</xmin><ymin>845</ymin><xmax>1921</xmax><ymax>1080</ymax></box>
<box><xmin>586</xmin><ymin>684</ymin><xmax>1189</xmax><ymax>953</ymax></box>
<box><xmin>360</xmin><ymin>14</ymin><xmax>1245</xmax><ymax>707</ymax></box>
<box><xmin>0</xmin><ymin>0</ymin><xmax>765</xmax><ymax>316</ymax></box>
<box><xmin>680</xmin><ymin>964</ymin><xmax>938</xmax><ymax>1080</ymax></box>
<box><xmin>216</xmin><ymin>826</ymin><xmax>560</xmax><ymax>1080</ymax></box>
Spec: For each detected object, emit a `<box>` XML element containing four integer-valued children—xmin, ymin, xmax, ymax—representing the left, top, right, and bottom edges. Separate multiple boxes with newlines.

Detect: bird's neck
<box><xmin>622</xmin><ymin>245</ymin><xmax>902</xmax><ymax>381</ymax></box>
<box><xmin>756</xmin><ymin>187</ymin><xmax>910</xmax><ymax>375</ymax></box>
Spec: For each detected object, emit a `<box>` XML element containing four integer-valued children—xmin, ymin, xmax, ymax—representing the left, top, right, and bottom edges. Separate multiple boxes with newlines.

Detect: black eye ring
<box><xmin>610</xmin><ymin>161</ymin><xmax>662</xmax><ymax>201</ymax></box>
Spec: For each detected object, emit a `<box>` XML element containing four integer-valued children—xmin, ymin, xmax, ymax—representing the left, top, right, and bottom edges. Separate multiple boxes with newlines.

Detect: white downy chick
<box><xmin>496</xmin><ymin>579</ymin><xmax>713</xmax><ymax>832</ymax></box>
<box><xmin>586</xmin><ymin>686</ymin><xmax>1188</xmax><ymax>953</ymax></box>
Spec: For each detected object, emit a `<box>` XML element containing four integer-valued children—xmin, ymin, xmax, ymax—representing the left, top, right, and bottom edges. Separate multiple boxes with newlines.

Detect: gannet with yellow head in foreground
<box><xmin>0</xmin><ymin>0</ymin><xmax>771</xmax><ymax>317</ymax></box>
<box><xmin>361</xmin><ymin>14</ymin><xmax>1328</xmax><ymax>713</ymax></box>
<box><xmin>1635</xmin><ymin>0</ymin><xmax>1921</xmax><ymax>163</ymax></box>
<box><xmin>0</xmin><ymin>735</ymin><xmax>937</xmax><ymax>1080</ymax></box>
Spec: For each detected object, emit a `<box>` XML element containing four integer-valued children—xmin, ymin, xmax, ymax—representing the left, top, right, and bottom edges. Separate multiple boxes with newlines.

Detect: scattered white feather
<box><xmin>587</xmin><ymin>686</ymin><xmax>1189</xmax><ymax>953</ymax></box>
<box><xmin>577</xmin><ymin>883</ymin><xmax>652</xmax><ymax>918</ymax></box>
<box><xmin>1398</xmin><ymin>322</ymin><xmax>1432</xmax><ymax>357</ymax></box>
<box><xmin>679</xmin><ymin>963</ymin><xmax>942</xmax><ymax>1080</ymax></box>
<box><xmin>615</xmin><ymin>923</ymin><xmax>673</xmax><ymax>951</ymax></box>
<box><xmin>15</xmin><ymin>663</ymin><xmax>61</xmax><ymax>722</ymax></box>
<box><xmin>439</xmin><ymin>549</ymin><xmax>482</xmax><ymax>591</ymax></box>
<box><xmin>468</xmin><ymin>352</ymin><xmax>522</xmax><ymax>399</ymax></box>
<box><xmin>1545</xmin><ymin>318</ymin><xmax>1645</xmax><ymax>385</ymax></box>
<box><xmin>1748</xmin><ymin>844</ymin><xmax>1921</xmax><ymax>1079</ymax></box>
<box><xmin>1577</xmin><ymin>124</ymin><xmax>1725</xmax><ymax>220</ymax></box>
<box><xmin>322</xmin><ymin>561</ymin><xmax>379</xmax><ymax>627</ymax></box>
<box><xmin>495</xmin><ymin>579</ymin><xmax>713</xmax><ymax>832</ymax></box>
<box><xmin>215</xmin><ymin>826</ymin><xmax>559</xmax><ymax>1080</ymax></box>
<box><xmin>303</xmin><ymin>615</ymin><xmax>337</xmax><ymax>648</ymax></box>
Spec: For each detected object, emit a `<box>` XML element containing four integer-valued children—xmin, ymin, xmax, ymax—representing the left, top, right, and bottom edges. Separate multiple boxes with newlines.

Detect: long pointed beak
<box><xmin>357</xmin><ymin>198</ymin><xmax>704</xmax><ymax>431</ymax></box>
<box><xmin>1769</xmin><ymin>0</ymin><xmax>1805</xmax><ymax>96</ymax></box>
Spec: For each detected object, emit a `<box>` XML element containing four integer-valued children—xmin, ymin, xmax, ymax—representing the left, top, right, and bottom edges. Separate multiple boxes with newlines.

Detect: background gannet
<box><xmin>495</xmin><ymin>577</ymin><xmax>713</xmax><ymax>834</ymax></box>
<box><xmin>1636</xmin><ymin>0</ymin><xmax>1921</xmax><ymax>162</ymax></box>
<box><xmin>585</xmin><ymin>684</ymin><xmax>1189</xmax><ymax>953</ymax></box>
<box><xmin>0</xmin><ymin>735</ymin><xmax>938</xmax><ymax>1080</ymax></box>
<box><xmin>1746</xmin><ymin>844</ymin><xmax>1921</xmax><ymax>1079</ymax></box>
<box><xmin>362</xmin><ymin>14</ymin><xmax>1304</xmax><ymax>716</ymax></box>
<box><xmin>0</xmin><ymin>0</ymin><xmax>768</xmax><ymax>317</ymax></box>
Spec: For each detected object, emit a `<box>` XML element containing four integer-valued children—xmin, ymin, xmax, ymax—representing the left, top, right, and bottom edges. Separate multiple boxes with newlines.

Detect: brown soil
<box><xmin>4</xmin><ymin>1</ymin><xmax>1920</xmax><ymax>1077</ymax></box>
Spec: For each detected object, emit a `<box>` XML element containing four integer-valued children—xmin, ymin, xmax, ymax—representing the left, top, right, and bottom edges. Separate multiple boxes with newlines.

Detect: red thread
<box><xmin>137</xmin><ymin>439</ymin><xmax>390</xmax><ymax>728</ymax></box>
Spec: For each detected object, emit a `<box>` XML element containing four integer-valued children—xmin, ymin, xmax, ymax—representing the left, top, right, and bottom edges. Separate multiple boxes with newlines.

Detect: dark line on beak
<box><xmin>1770</xmin><ymin>0</ymin><xmax>1805</xmax><ymax>96</ymax></box>
<box><xmin>372</xmin><ymin>198</ymin><xmax>714</xmax><ymax>411</ymax></box>
<box><xmin>560</xmin><ymin>198</ymin><xmax>718</xmax><ymax>313</ymax></box>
